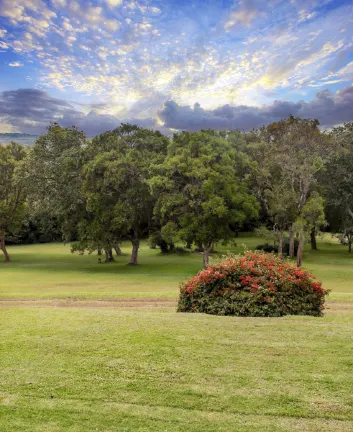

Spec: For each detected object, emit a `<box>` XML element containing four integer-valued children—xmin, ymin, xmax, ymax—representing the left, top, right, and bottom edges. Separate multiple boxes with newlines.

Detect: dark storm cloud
<box><xmin>0</xmin><ymin>89</ymin><xmax>167</xmax><ymax>136</ymax></box>
<box><xmin>0</xmin><ymin>88</ymin><xmax>77</xmax><ymax>124</ymax></box>
<box><xmin>0</xmin><ymin>89</ymin><xmax>122</xmax><ymax>136</ymax></box>
<box><xmin>1</xmin><ymin>87</ymin><xmax>353</xmax><ymax>138</ymax></box>
<box><xmin>159</xmin><ymin>86</ymin><xmax>353</xmax><ymax>131</ymax></box>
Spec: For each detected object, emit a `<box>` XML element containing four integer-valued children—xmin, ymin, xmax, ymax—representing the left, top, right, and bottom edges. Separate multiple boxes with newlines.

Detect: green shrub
<box><xmin>256</xmin><ymin>239</ymin><xmax>299</xmax><ymax>256</ymax></box>
<box><xmin>178</xmin><ymin>251</ymin><xmax>328</xmax><ymax>317</ymax></box>
<box><xmin>255</xmin><ymin>243</ymin><xmax>278</xmax><ymax>253</ymax></box>
<box><xmin>148</xmin><ymin>231</ymin><xmax>172</xmax><ymax>253</ymax></box>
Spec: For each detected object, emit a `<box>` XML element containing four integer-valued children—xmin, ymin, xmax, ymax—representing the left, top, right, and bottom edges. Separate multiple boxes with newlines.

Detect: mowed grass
<box><xmin>1</xmin><ymin>306</ymin><xmax>353</xmax><ymax>431</ymax></box>
<box><xmin>1</xmin><ymin>233</ymin><xmax>353</xmax><ymax>301</ymax></box>
<box><xmin>1</xmin><ymin>235</ymin><xmax>353</xmax><ymax>431</ymax></box>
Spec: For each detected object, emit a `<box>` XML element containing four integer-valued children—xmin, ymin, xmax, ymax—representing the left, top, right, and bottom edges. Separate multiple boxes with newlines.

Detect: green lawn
<box><xmin>1</xmin><ymin>234</ymin><xmax>353</xmax><ymax>301</ymax></box>
<box><xmin>1</xmin><ymin>236</ymin><xmax>353</xmax><ymax>431</ymax></box>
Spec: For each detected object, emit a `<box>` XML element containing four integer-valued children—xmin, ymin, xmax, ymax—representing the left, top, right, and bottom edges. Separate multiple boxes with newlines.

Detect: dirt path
<box><xmin>0</xmin><ymin>299</ymin><xmax>351</xmax><ymax>313</ymax></box>
<box><xmin>0</xmin><ymin>298</ymin><xmax>177</xmax><ymax>308</ymax></box>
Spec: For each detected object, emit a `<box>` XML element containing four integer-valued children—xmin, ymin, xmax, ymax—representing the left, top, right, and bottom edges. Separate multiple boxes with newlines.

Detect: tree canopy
<box><xmin>3</xmin><ymin>117</ymin><xmax>351</xmax><ymax>269</ymax></box>
<box><xmin>0</xmin><ymin>142</ymin><xmax>28</xmax><ymax>261</ymax></box>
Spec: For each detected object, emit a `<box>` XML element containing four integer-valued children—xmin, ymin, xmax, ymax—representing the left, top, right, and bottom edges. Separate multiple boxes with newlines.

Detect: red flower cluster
<box><xmin>178</xmin><ymin>251</ymin><xmax>329</xmax><ymax>317</ymax></box>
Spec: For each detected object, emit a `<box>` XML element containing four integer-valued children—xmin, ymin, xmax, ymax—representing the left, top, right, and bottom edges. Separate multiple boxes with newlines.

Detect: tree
<box><xmin>0</xmin><ymin>143</ymin><xmax>28</xmax><ymax>262</ymax></box>
<box><xmin>151</xmin><ymin>130</ymin><xmax>259</xmax><ymax>268</ymax></box>
<box><xmin>262</xmin><ymin>116</ymin><xmax>333</xmax><ymax>265</ymax></box>
<box><xmin>294</xmin><ymin>193</ymin><xmax>326</xmax><ymax>267</ymax></box>
<box><xmin>324</xmin><ymin>123</ymin><xmax>353</xmax><ymax>252</ymax></box>
<box><xmin>264</xmin><ymin>183</ymin><xmax>297</xmax><ymax>256</ymax></box>
<box><xmin>82</xmin><ymin>124</ymin><xmax>169</xmax><ymax>265</ymax></box>
<box><xmin>27</xmin><ymin>123</ymin><xmax>87</xmax><ymax>242</ymax></box>
<box><xmin>337</xmin><ymin>227</ymin><xmax>353</xmax><ymax>253</ymax></box>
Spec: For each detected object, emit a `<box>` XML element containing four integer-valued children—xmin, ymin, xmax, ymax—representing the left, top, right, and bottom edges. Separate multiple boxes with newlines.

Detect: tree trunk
<box><xmin>310</xmin><ymin>228</ymin><xmax>317</xmax><ymax>250</ymax></box>
<box><xmin>113</xmin><ymin>244</ymin><xmax>123</xmax><ymax>256</ymax></box>
<box><xmin>186</xmin><ymin>240</ymin><xmax>192</xmax><ymax>249</ymax></box>
<box><xmin>289</xmin><ymin>227</ymin><xmax>295</xmax><ymax>258</ymax></box>
<box><xmin>195</xmin><ymin>241</ymin><xmax>203</xmax><ymax>252</ymax></box>
<box><xmin>97</xmin><ymin>248</ymin><xmax>102</xmax><ymax>256</ymax></box>
<box><xmin>203</xmin><ymin>244</ymin><xmax>211</xmax><ymax>269</ymax></box>
<box><xmin>296</xmin><ymin>231</ymin><xmax>305</xmax><ymax>267</ymax></box>
<box><xmin>0</xmin><ymin>235</ymin><xmax>10</xmax><ymax>262</ymax></box>
<box><xmin>210</xmin><ymin>241</ymin><xmax>215</xmax><ymax>253</ymax></box>
<box><xmin>130</xmin><ymin>238</ymin><xmax>140</xmax><ymax>265</ymax></box>
<box><xmin>278</xmin><ymin>231</ymin><xmax>284</xmax><ymax>257</ymax></box>
<box><xmin>104</xmin><ymin>248</ymin><xmax>114</xmax><ymax>262</ymax></box>
<box><xmin>349</xmin><ymin>240</ymin><xmax>352</xmax><ymax>253</ymax></box>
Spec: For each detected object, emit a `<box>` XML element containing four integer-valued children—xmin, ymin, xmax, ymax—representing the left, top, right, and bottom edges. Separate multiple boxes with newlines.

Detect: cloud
<box><xmin>225</xmin><ymin>0</ymin><xmax>259</xmax><ymax>29</ymax></box>
<box><xmin>159</xmin><ymin>86</ymin><xmax>353</xmax><ymax>131</ymax></box>
<box><xmin>0</xmin><ymin>0</ymin><xmax>351</xmax><ymax>115</ymax></box>
<box><xmin>0</xmin><ymin>88</ymin><xmax>161</xmax><ymax>136</ymax></box>
<box><xmin>8</xmin><ymin>61</ymin><xmax>24</xmax><ymax>67</ymax></box>
<box><xmin>105</xmin><ymin>0</ymin><xmax>123</xmax><ymax>8</ymax></box>
<box><xmin>1</xmin><ymin>86</ymin><xmax>353</xmax><ymax>138</ymax></box>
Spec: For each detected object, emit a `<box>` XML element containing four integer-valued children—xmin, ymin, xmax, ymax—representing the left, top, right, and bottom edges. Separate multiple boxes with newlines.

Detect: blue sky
<box><xmin>0</xmin><ymin>0</ymin><xmax>352</xmax><ymax>135</ymax></box>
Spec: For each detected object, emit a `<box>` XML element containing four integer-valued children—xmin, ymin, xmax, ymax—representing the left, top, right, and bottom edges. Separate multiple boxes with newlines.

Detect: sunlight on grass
<box><xmin>1</xmin><ymin>235</ymin><xmax>353</xmax><ymax>301</ymax></box>
<box><xmin>1</xmin><ymin>306</ymin><xmax>353</xmax><ymax>431</ymax></box>
<box><xmin>1</xmin><ymin>235</ymin><xmax>353</xmax><ymax>431</ymax></box>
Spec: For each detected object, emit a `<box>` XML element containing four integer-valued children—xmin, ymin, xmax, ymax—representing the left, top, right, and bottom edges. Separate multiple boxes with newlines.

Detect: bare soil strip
<box><xmin>0</xmin><ymin>298</ymin><xmax>177</xmax><ymax>308</ymax></box>
<box><xmin>0</xmin><ymin>299</ymin><xmax>351</xmax><ymax>313</ymax></box>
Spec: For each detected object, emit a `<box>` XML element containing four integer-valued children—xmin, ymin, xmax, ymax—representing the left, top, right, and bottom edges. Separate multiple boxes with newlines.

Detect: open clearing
<box><xmin>1</xmin><ymin>235</ymin><xmax>353</xmax><ymax>431</ymax></box>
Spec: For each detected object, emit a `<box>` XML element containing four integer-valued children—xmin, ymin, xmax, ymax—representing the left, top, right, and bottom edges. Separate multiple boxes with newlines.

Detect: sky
<box><xmin>0</xmin><ymin>0</ymin><xmax>352</xmax><ymax>136</ymax></box>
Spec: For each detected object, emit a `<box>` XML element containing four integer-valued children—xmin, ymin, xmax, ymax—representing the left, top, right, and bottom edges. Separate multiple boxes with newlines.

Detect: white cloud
<box><xmin>105</xmin><ymin>0</ymin><xmax>123</xmax><ymax>8</ymax></box>
<box><xmin>225</xmin><ymin>0</ymin><xmax>259</xmax><ymax>29</ymax></box>
<box><xmin>9</xmin><ymin>61</ymin><xmax>24</xmax><ymax>67</ymax></box>
<box><xmin>52</xmin><ymin>0</ymin><xmax>66</xmax><ymax>7</ymax></box>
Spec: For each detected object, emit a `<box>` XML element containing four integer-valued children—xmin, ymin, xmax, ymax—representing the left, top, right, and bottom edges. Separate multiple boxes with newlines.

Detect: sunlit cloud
<box><xmin>8</xmin><ymin>61</ymin><xmax>24</xmax><ymax>67</ymax></box>
<box><xmin>0</xmin><ymin>0</ymin><xmax>352</xmax><ymax>135</ymax></box>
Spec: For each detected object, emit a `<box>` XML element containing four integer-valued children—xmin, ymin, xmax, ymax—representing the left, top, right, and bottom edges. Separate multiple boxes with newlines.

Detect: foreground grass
<box><xmin>1</xmin><ymin>235</ymin><xmax>353</xmax><ymax>430</ymax></box>
<box><xmin>1</xmin><ymin>234</ymin><xmax>353</xmax><ymax>301</ymax></box>
<box><xmin>1</xmin><ymin>306</ymin><xmax>353</xmax><ymax>431</ymax></box>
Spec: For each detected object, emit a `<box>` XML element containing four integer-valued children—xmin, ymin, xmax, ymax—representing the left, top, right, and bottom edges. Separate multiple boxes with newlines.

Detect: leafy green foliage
<box><xmin>0</xmin><ymin>142</ymin><xmax>28</xmax><ymax>261</ymax></box>
<box><xmin>178</xmin><ymin>251</ymin><xmax>328</xmax><ymax>317</ymax></box>
<box><xmin>324</xmin><ymin>122</ymin><xmax>353</xmax><ymax>252</ymax></box>
<box><xmin>151</xmin><ymin>130</ymin><xmax>259</xmax><ymax>267</ymax></box>
<box><xmin>27</xmin><ymin>123</ymin><xmax>87</xmax><ymax>242</ymax></box>
<box><xmin>82</xmin><ymin>124</ymin><xmax>169</xmax><ymax>264</ymax></box>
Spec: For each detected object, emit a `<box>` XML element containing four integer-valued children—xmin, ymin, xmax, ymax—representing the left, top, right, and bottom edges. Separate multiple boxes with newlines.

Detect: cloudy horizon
<box><xmin>0</xmin><ymin>0</ymin><xmax>352</xmax><ymax>136</ymax></box>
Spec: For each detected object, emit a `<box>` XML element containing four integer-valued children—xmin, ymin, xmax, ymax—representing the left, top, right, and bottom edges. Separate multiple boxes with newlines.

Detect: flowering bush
<box><xmin>178</xmin><ymin>251</ymin><xmax>329</xmax><ymax>317</ymax></box>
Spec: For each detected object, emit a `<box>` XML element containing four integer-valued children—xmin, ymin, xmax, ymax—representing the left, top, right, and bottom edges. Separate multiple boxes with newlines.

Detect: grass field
<box><xmin>1</xmin><ymin>235</ymin><xmax>353</xmax><ymax>431</ymax></box>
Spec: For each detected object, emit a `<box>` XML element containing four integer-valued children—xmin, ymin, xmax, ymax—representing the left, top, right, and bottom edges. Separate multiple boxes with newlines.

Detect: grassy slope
<box><xmin>1</xmin><ymin>234</ymin><xmax>353</xmax><ymax>301</ymax></box>
<box><xmin>1</xmin><ymin>235</ymin><xmax>353</xmax><ymax>431</ymax></box>
<box><xmin>1</xmin><ymin>306</ymin><xmax>353</xmax><ymax>431</ymax></box>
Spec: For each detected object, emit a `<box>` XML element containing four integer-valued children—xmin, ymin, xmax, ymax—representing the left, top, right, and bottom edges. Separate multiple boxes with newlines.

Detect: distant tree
<box><xmin>264</xmin><ymin>184</ymin><xmax>297</xmax><ymax>256</ymax></box>
<box><xmin>82</xmin><ymin>124</ymin><xmax>169</xmax><ymax>265</ymax></box>
<box><xmin>151</xmin><ymin>130</ymin><xmax>259</xmax><ymax>268</ymax></box>
<box><xmin>294</xmin><ymin>193</ymin><xmax>326</xmax><ymax>266</ymax></box>
<box><xmin>262</xmin><ymin>117</ymin><xmax>333</xmax><ymax>265</ymax></box>
<box><xmin>337</xmin><ymin>228</ymin><xmax>353</xmax><ymax>253</ymax></box>
<box><xmin>0</xmin><ymin>143</ymin><xmax>28</xmax><ymax>262</ymax></box>
<box><xmin>324</xmin><ymin>122</ymin><xmax>353</xmax><ymax>252</ymax></box>
<box><xmin>27</xmin><ymin>123</ymin><xmax>87</xmax><ymax>242</ymax></box>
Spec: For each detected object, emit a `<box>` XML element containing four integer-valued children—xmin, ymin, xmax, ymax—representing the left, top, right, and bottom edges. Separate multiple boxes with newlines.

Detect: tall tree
<box><xmin>294</xmin><ymin>193</ymin><xmax>326</xmax><ymax>266</ymax></box>
<box><xmin>27</xmin><ymin>123</ymin><xmax>87</xmax><ymax>242</ymax></box>
<box><xmin>82</xmin><ymin>124</ymin><xmax>169</xmax><ymax>265</ymax></box>
<box><xmin>151</xmin><ymin>130</ymin><xmax>259</xmax><ymax>268</ymax></box>
<box><xmin>324</xmin><ymin>123</ymin><xmax>353</xmax><ymax>252</ymax></box>
<box><xmin>0</xmin><ymin>143</ymin><xmax>28</xmax><ymax>262</ymax></box>
<box><xmin>264</xmin><ymin>117</ymin><xmax>333</xmax><ymax>265</ymax></box>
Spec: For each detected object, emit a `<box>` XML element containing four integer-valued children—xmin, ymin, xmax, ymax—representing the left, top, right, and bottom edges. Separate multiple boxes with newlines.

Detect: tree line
<box><xmin>1</xmin><ymin>117</ymin><xmax>353</xmax><ymax>268</ymax></box>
